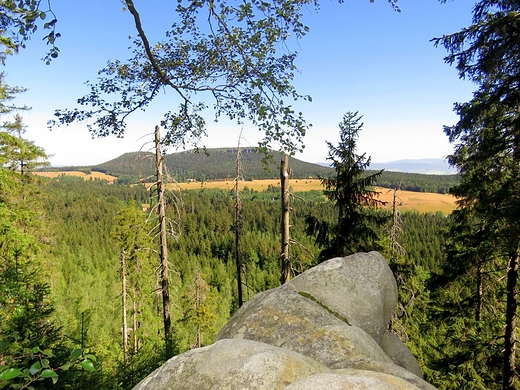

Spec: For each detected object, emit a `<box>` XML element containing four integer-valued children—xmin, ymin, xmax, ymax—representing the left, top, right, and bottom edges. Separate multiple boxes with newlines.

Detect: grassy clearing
<box><xmin>375</xmin><ymin>187</ymin><xmax>456</xmax><ymax>215</ymax></box>
<box><xmin>178</xmin><ymin>178</ymin><xmax>324</xmax><ymax>192</ymax></box>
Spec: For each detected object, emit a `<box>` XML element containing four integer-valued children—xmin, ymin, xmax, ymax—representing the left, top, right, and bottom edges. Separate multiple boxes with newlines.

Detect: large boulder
<box><xmin>132</xmin><ymin>339</ymin><xmax>328</xmax><ymax>390</ymax></box>
<box><xmin>133</xmin><ymin>252</ymin><xmax>436</xmax><ymax>390</ymax></box>
<box><xmin>288</xmin><ymin>251</ymin><xmax>398</xmax><ymax>343</ymax></box>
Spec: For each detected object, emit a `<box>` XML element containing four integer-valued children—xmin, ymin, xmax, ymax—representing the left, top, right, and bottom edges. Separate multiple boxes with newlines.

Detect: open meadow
<box><xmin>34</xmin><ymin>170</ymin><xmax>117</xmax><ymax>183</ymax></box>
<box><xmin>177</xmin><ymin>179</ymin><xmax>457</xmax><ymax>214</ymax></box>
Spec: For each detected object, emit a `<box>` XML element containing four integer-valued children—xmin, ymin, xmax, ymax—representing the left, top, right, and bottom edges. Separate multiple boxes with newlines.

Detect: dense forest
<box><xmin>2</xmin><ymin>174</ymin><xmax>449</xmax><ymax>389</ymax></box>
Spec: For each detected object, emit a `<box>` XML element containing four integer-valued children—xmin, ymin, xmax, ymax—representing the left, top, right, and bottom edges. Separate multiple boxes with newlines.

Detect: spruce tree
<box><xmin>0</xmin><ymin>74</ymin><xmax>98</xmax><ymax>389</ymax></box>
<box><xmin>434</xmin><ymin>2</ymin><xmax>520</xmax><ymax>388</ymax></box>
<box><xmin>306</xmin><ymin>111</ymin><xmax>388</xmax><ymax>261</ymax></box>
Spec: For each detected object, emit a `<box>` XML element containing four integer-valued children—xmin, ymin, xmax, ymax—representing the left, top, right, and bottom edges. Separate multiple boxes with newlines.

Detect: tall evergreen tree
<box><xmin>305</xmin><ymin>111</ymin><xmax>388</xmax><ymax>261</ymax></box>
<box><xmin>0</xmin><ymin>74</ymin><xmax>98</xmax><ymax>389</ymax></box>
<box><xmin>434</xmin><ymin>2</ymin><xmax>520</xmax><ymax>388</ymax></box>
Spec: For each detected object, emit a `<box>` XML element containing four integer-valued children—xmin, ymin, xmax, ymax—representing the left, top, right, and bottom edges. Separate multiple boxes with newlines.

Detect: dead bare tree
<box><xmin>389</xmin><ymin>185</ymin><xmax>405</xmax><ymax>261</ymax></box>
<box><xmin>121</xmin><ymin>249</ymin><xmax>129</xmax><ymax>365</ymax></box>
<box><xmin>280</xmin><ymin>153</ymin><xmax>291</xmax><ymax>284</ymax></box>
<box><xmin>234</xmin><ymin>134</ymin><xmax>244</xmax><ymax>307</ymax></box>
<box><xmin>154</xmin><ymin>125</ymin><xmax>173</xmax><ymax>356</ymax></box>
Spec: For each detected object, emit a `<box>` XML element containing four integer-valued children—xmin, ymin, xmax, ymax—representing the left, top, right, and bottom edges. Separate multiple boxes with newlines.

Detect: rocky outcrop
<box><xmin>133</xmin><ymin>252</ymin><xmax>436</xmax><ymax>390</ymax></box>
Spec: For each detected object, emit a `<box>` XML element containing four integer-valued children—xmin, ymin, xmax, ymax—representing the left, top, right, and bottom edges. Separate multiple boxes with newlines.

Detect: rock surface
<box><xmin>133</xmin><ymin>252</ymin><xmax>436</xmax><ymax>390</ymax></box>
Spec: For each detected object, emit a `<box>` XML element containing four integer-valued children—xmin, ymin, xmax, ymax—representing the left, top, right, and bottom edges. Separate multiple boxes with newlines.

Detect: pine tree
<box><xmin>305</xmin><ymin>111</ymin><xmax>388</xmax><ymax>261</ymax></box>
<box><xmin>0</xmin><ymin>74</ymin><xmax>98</xmax><ymax>389</ymax></box>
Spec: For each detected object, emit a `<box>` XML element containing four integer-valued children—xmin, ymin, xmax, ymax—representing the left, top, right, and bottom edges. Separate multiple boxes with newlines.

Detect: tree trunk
<box><xmin>280</xmin><ymin>153</ymin><xmax>291</xmax><ymax>284</ymax></box>
<box><xmin>234</xmin><ymin>146</ymin><xmax>243</xmax><ymax>307</ymax></box>
<box><xmin>155</xmin><ymin>125</ymin><xmax>172</xmax><ymax>357</ymax></box>
<box><xmin>195</xmin><ymin>273</ymin><xmax>202</xmax><ymax>348</ymax></box>
<box><xmin>503</xmin><ymin>249</ymin><xmax>518</xmax><ymax>390</ymax></box>
<box><xmin>121</xmin><ymin>249</ymin><xmax>128</xmax><ymax>365</ymax></box>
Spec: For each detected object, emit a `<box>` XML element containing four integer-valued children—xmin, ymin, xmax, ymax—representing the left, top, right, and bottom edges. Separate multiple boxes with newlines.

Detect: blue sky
<box><xmin>4</xmin><ymin>0</ymin><xmax>475</xmax><ymax>166</ymax></box>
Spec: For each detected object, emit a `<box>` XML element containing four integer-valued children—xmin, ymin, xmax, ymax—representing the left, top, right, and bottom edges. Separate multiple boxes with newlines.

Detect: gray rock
<box><xmin>282</xmin><ymin>324</ymin><xmax>392</xmax><ymax>367</ymax></box>
<box><xmin>338</xmin><ymin>362</ymin><xmax>436</xmax><ymax>390</ymax></box>
<box><xmin>217</xmin><ymin>283</ymin><xmax>349</xmax><ymax>347</ymax></box>
<box><xmin>133</xmin><ymin>252</ymin><xmax>435</xmax><ymax>390</ymax></box>
<box><xmin>285</xmin><ymin>371</ymin><xmax>423</xmax><ymax>390</ymax></box>
<box><xmin>132</xmin><ymin>338</ymin><xmax>328</xmax><ymax>390</ymax></box>
<box><xmin>288</xmin><ymin>251</ymin><xmax>398</xmax><ymax>343</ymax></box>
<box><xmin>380</xmin><ymin>331</ymin><xmax>423</xmax><ymax>378</ymax></box>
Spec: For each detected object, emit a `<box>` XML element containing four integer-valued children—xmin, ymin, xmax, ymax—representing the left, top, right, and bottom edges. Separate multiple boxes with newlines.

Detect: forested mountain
<box><xmin>57</xmin><ymin>148</ymin><xmax>334</xmax><ymax>181</ymax></box>
<box><xmin>43</xmin><ymin>148</ymin><xmax>459</xmax><ymax>194</ymax></box>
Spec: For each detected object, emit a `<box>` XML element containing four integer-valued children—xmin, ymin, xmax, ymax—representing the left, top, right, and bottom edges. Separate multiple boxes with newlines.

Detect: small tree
<box><xmin>306</xmin><ymin>111</ymin><xmax>388</xmax><ymax>261</ymax></box>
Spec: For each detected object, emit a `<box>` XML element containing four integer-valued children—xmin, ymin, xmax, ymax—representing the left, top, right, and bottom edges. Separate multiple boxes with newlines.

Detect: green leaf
<box><xmin>41</xmin><ymin>359</ymin><xmax>50</xmax><ymax>368</ymax></box>
<box><xmin>79</xmin><ymin>359</ymin><xmax>95</xmax><ymax>371</ymax></box>
<box><xmin>70</xmin><ymin>348</ymin><xmax>83</xmax><ymax>362</ymax></box>
<box><xmin>29</xmin><ymin>361</ymin><xmax>42</xmax><ymax>375</ymax></box>
<box><xmin>32</xmin><ymin>346</ymin><xmax>41</xmax><ymax>354</ymax></box>
<box><xmin>85</xmin><ymin>354</ymin><xmax>97</xmax><ymax>362</ymax></box>
<box><xmin>59</xmin><ymin>362</ymin><xmax>71</xmax><ymax>371</ymax></box>
<box><xmin>42</xmin><ymin>349</ymin><xmax>53</xmax><ymax>357</ymax></box>
<box><xmin>0</xmin><ymin>368</ymin><xmax>23</xmax><ymax>380</ymax></box>
<box><xmin>40</xmin><ymin>369</ymin><xmax>59</xmax><ymax>384</ymax></box>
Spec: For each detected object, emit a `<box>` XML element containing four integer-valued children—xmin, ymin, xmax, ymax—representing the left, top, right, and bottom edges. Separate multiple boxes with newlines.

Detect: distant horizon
<box><xmin>45</xmin><ymin>147</ymin><xmax>455</xmax><ymax>175</ymax></box>
<box><xmin>7</xmin><ymin>1</ymin><xmax>475</xmax><ymax>170</ymax></box>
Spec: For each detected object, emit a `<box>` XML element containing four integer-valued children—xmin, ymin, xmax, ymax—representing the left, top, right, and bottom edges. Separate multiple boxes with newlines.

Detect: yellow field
<box><xmin>178</xmin><ymin>178</ymin><xmax>324</xmax><ymax>192</ymax></box>
<box><xmin>178</xmin><ymin>179</ymin><xmax>456</xmax><ymax>214</ymax></box>
<box><xmin>33</xmin><ymin>171</ymin><xmax>117</xmax><ymax>183</ymax></box>
<box><xmin>374</xmin><ymin>187</ymin><xmax>456</xmax><ymax>215</ymax></box>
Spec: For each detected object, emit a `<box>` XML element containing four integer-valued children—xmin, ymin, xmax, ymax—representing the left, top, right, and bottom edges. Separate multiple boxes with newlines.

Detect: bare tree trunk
<box><xmin>503</xmin><ymin>249</ymin><xmax>518</xmax><ymax>390</ymax></box>
<box><xmin>280</xmin><ymin>153</ymin><xmax>291</xmax><ymax>284</ymax></box>
<box><xmin>234</xmin><ymin>145</ymin><xmax>243</xmax><ymax>307</ymax></box>
<box><xmin>155</xmin><ymin>125</ymin><xmax>172</xmax><ymax>357</ymax></box>
<box><xmin>121</xmin><ymin>249</ymin><xmax>128</xmax><ymax>365</ymax></box>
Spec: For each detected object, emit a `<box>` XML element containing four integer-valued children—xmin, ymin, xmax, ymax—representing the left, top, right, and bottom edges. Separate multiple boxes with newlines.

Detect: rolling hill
<box><xmin>55</xmin><ymin>148</ymin><xmax>334</xmax><ymax>181</ymax></box>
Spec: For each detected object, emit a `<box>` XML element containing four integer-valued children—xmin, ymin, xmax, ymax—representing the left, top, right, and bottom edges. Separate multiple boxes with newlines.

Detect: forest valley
<box><xmin>0</xmin><ymin>114</ymin><xmax>516</xmax><ymax>390</ymax></box>
<box><xmin>3</xmin><ymin>166</ymin><xmax>452</xmax><ymax>390</ymax></box>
